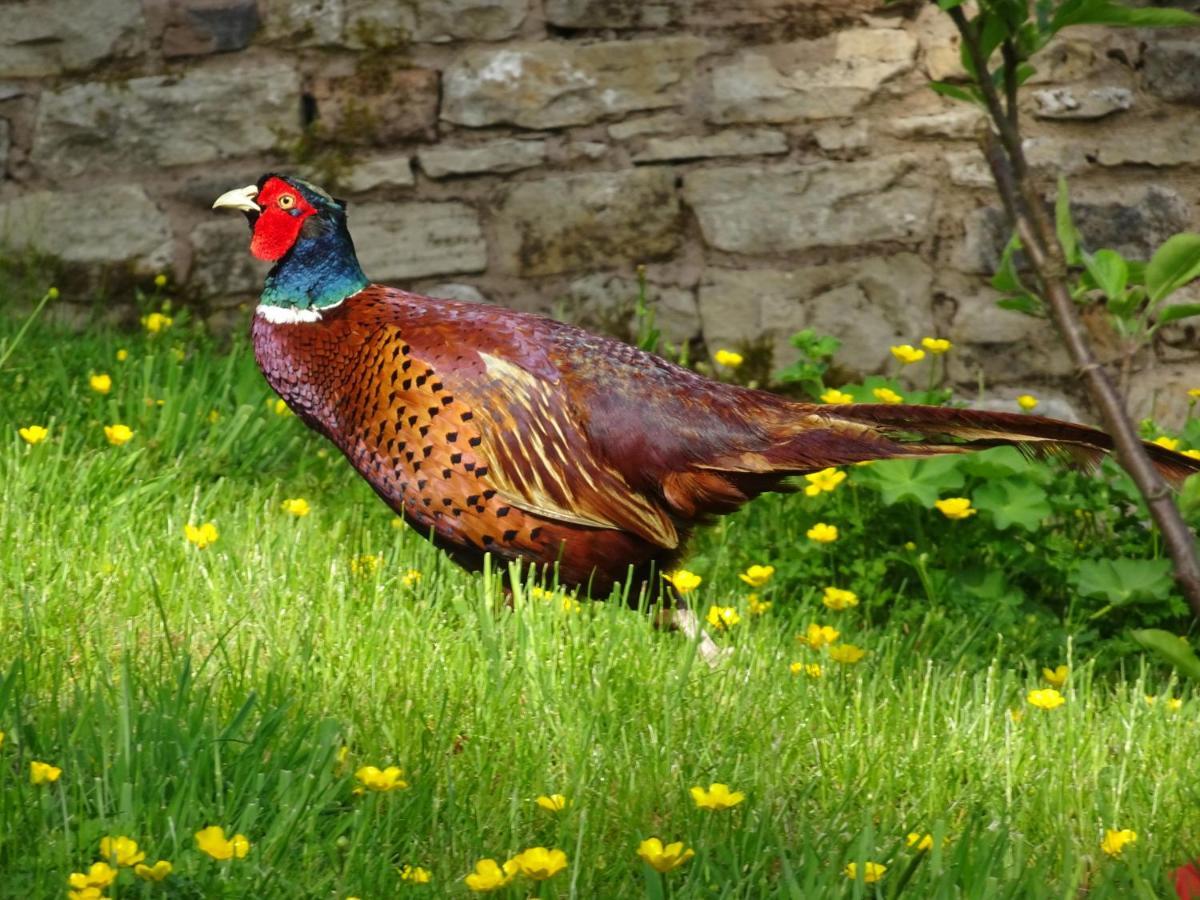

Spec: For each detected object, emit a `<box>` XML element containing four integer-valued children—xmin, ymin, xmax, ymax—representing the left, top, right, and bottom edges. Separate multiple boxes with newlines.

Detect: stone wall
<box><xmin>2</xmin><ymin>0</ymin><xmax>1199</xmax><ymax>423</ymax></box>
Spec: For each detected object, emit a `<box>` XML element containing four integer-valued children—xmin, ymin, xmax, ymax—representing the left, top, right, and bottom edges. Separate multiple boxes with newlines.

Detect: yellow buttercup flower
<box><xmin>663</xmin><ymin>569</ymin><xmax>701</xmax><ymax>594</ymax></box>
<box><xmin>799</xmin><ymin>623</ymin><xmax>840</xmax><ymax>649</ymax></box>
<box><xmin>194</xmin><ymin>825</ymin><xmax>251</xmax><ymax>860</ymax></box>
<box><xmin>906</xmin><ymin>832</ymin><xmax>934</xmax><ymax>852</ymax></box>
<box><xmin>1167</xmin><ymin>697</ymin><xmax>1183</xmax><ymax>711</ymax></box>
<box><xmin>133</xmin><ymin>860</ymin><xmax>173</xmax><ymax>881</ymax></box>
<box><xmin>1042</xmin><ymin>665</ymin><xmax>1068</xmax><ymax>688</ymax></box>
<box><xmin>637</xmin><ymin>838</ymin><xmax>695</xmax><ymax>873</ymax></box>
<box><xmin>100</xmin><ymin>835</ymin><xmax>146</xmax><ymax>867</ymax></box>
<box><xmin>400</xmin><ymin>865</ymin><xmax>431</xmax><ymax>883</ymax></box>
<box><xmin>829</xmin><ymin>643</ymin><xmax>866</xmax><ymax>664</ymax></box>
<box><xmin>1153</xmin><ymin>436</ymin><xmax>1180</xmax><ymax>451</ymax></box>
<box><xmin>690</xmin><ymin>782</ymin><xmax>745</xmax><ymax>810</ymax></box>
<box><xmin>89</xmin><ymin>373</ymin><xmax>112</xmax><ymax>394</ymax></box>
<box><xmin>921</xmin><ymin>337</ymin><xmax>951</xmax><ymax>354</ymax></box>
<box><xmin>806</xmin><ymin>522</ymin><xmax>838</xmax><ymax>543</ymax></box>
<box><xmin>282</xmin><ymin>497</ymin><xmax>310</xmax><ymax>517</ymax></box>
<box><xmin>1190</xmin><ymin>388</ymin><xmax>1200</xmax><ymax>400</ymax></box>
<box><xmin>890</xmin><ymin>344</ymin><xmax>926</xmax><ymax>365</ymax></box>
<box><xmin>822</xmin><ymin>587</ymin><xmax>859</xmax><ymax>611</ymax></box>
<box><xmin>47</xmin><ymin>286</ymin><xmax>60</xmax><ymax>300</ymax></box>
<box><xmin>934</xmin><ymin>497</ymin><xmax>976</xmax><ymax>520</ymax></box>
<box><xmin>714</xmin><ymin>349</ymin><xmax>743</xmax><ymax>368</ymax></box>
<box><xmin>141</xmin><ymin>312</ymin><xmax>173</xmax><ymax>333</ymax></box>
<box><xmin>747</xmin><ymin>594</ymin><xmax>772</xmax><ymax>615</ymax></box>
<box><xmin>1017</xmin><ymin>394</ymin><xmax>1038</xmax><ymax>411</ymax></box>
<box><xmin>790</xmin><ymin>661</ymin><xmax>822</xmax><ymax>677</ymax></box>
<box><xmin>184</xmin><ymin>522</ymin><xmax>219</xmax><ymax>550</ymax></box>
<box><xmin>511</xmin><ymin>847</ymin><xmax>568</xmax><ymax>880</ymax></box>
<box><xmin>18</xmin><ymin>425</ymin><xmax>48</xmax><ymax>445</ymax></box>
<box><xmin>803</xmin><ymin>467</ymin><xmax>846</xmax><ymax>497</ymax></box>
<box><xmin>739</xmin><ymin>564</ymin><xmax>775</xmax><ymax>587</ymax></box>
<box><xmin>536</xmin><ymin>794</ymin><xmax>568</xmax><ymax>812</ymax></box>
<box><xmin>68</xmin><ymin>862</ymin><xmax>117</xmax><ymax>891</ymax></box>
<box><xmin>154</xmin><ymin>273</ymin><xmax>168</xmax><ymax>289</ymax></box>
<box><xmin>67</xmin><ymin>888</ymin><xmax>103</xmax><ymax>900</ymax></box>
<box><xmin>873</xmin><ymin>387</ymin><xmax>904</xmax><ymax>404</ymax></box>
<box><xmin>464</xmin><ymin>858</ymin><xmax>517</xmax><ymax>892</ymax></box>
<box><xmin>104</xmin><ymin>424</ymin><xmax>134</xmax><ymax>446</ymax></box>
<box><xmin>1027</xmin><ymin>688</ymin><xmax>1065</xmax><ymax>710</ymax></box>
<box><xmin>30</xmin><ymin>760</ymin><xmax>62</xmax><ymax>784</ymax></box>
<box><xmin>820</xmin><ymin>388</ymin><xmax>854</xmax><ymax>404</ymax></box>
<box><xmin>402</xmin><ymin>568</ymin><xmax>422</xmax><ymax>586</ymax></box>
<box><xmin>1100</xmin><ymin>828</ymin><xmax>1137</xmax><ymax>857</ymax></box>
<box><xmin>1183</xmin><ymin>449</ymin><xmax>1200</xmax><ymax>460</ymax></box>
<box><xmin>116</xmin><ymin>348</ymin><xmax>129</xmax><ymax>362</ymax></box>
<box><xmin>355</xmin><ymin>765</ymin><xmax>409</xmax><ymax>792</ymax></box>
<box><xmin>844</xmin><ymin>861</ymin><xmax>887</xmax><ymax>882</ymax></box>
<box><xmin>270</xmin><ymin>397</ymin><xmax>292</xmax><ymax>416</ymax></box>
<box><xmin>706</xmin><ymin>605</ymin><xmax>741</xmax><ymax>630</ymax></box>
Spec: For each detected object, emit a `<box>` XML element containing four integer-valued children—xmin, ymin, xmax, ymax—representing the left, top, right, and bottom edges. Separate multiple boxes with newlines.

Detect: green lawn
<box><xmin>1</xmin><ymin>305</ymin><xmax>1197</xmax><ymax>899</ymax></box>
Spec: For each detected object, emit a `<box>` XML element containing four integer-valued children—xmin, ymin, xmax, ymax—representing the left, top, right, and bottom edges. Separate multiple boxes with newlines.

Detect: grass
<box><xmin>1</xmin><ymin>304</ymin><xmax>1198</xmax><ymax>898</ymax></box>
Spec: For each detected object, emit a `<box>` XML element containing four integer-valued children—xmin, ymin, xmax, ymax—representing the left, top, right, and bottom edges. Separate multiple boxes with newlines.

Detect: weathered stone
<box><xmin>161</xmin><ymin>0</ymin><xmax>260</xmax><ymax>58</ymax></box>
<box><xmin>495</xmin><ymin>169</ymin><xmax>681</xmax><ymax>277</ymax></box>
<box><xmin>697</xmin><ymin>257</ymin><xmax>936</xmax><ymax>375</ymax></box>
<box><xmin>426</xmin><ymin>283</ymin><xmax>490</xmax><ymax>304</ymax></box>
<box><xmin>353</xmin><ymin>202</ymin><xmax>487</xmax><ymax>281</ymax></box>
<box><xmin>0</xmin><ymin>0</ymin><xmax>144</xmax><ymax>77</ymax></box>
<box><xmin>633</xmin><ymin>129</ymin><xmax>788</xmax><ymax>163</ymax></box>
<box><xmin>341</xmin><ymin>155</ymin><xmax>416</xmax><ymax>193</ymax></box>
<box><xmin>418</xmin><ymin>139</ymin><xmax>547</xmax><ymax>178</ymax></box>
<box><xmin>915</xmin><ymin>3</ymin><xmax>965</xmax><ymax>81</ymax></box>
<box><xmin>972</xmin><ymin>393</ymin><xmax>1082</xmax><ymax>424</ymax></box>
<box><xmin>564</xmin><ymin>273</ymin><xmax>699</xmax><ymax>346</ymax></box>
<box><xmin>32</xmin><ymin>61</ymin><xmax>301</xmax><ymax>177</ymax></box>
<box><xmin>1126</xmin><ymin>362</ymin><xmax>1200</xmax><ymax>428</ymax></box>
<box><xmin>0</xmin><ymin>120</ymin><xmax>9</xmax><ymax>178</ymax></box>
<box><xmin>709</xmin><ymin>29</ymin><xmax>918</xmax><ymax>124</ymax></box>
<box><xmin>946</xmin><ymin>150</ymin><xmax>991</xmax><ymax>188</ymax></box>
<box><xmin>947</xmin><ymin>138</ymin><xmax>1086</xmax><ymax>190</ymax></box>
<box><xmin>310</xmin><ymin>68</ymin><xmax>438</xmax><ymax>145</ymax></box>
<box><xmin>607</xmin><ymin>112</ymin><xmax>689</xmax><ymax>140</ymax></box>
<box><xmin>260</xmin><ymin>0</ymin><xmax>344</xmax><ymax>45</ymax></box>
<box><xmin>813</xmin><ymin>121</ymin><xmax>869</xmax><ymax>152</ymax></box>
<box><xmin>546</xmin><ymin>0</ymin><xmax>879</xmax><ymax>29</ymax></box>
<box><xmin>1143</xmin><ymin>40</ymin><xmax>1200</xmax><ymax>105</ymax></box>
<box><xmin>888</xmin><ymin>106</ymin><xmax>984</xmax><ymax>139</ymax></box>
<box><xmin>442</xmin><ymin>37</ymin><xmax>706</xmax><ymax>129</ymax></box>
<box><xmin>0</xmin><ymin>185</ymin><xmax>171</xmax><ymax>270</ymax></box>
<box><xmin>344</xmin><ymin>0</ymin><xmax>530</xmax><ymax>44</ymax></box>
<box><xmin>564</xmin><ymin>141</ymin><xmax>608</xmax><ymax>161</ymax></box>
<box><xmin>953</xmin><ymin>188</ymin><xmax>1191</xmax><ymax>274</ymax></box>
<box><xmin>1032</xmin><ymin>86</ymin><xmax>1133</xmax><ymax>120</ymax></box>
<box><xmin>1095</xmin><ymin>119</ymin><xmax>1200</xmax><ymax>167</ymax></box>
<box><xmin>683</xmin><ymin>156</ymin><xmax>934</xmax><ymax>255</ymax></box>
<box><xmin>189</xmin><ymin>218</ymin><xmax>265</xmax><ymax>296</ymax></box>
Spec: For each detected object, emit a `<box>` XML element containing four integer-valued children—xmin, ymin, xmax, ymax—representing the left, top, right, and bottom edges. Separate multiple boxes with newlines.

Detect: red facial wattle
<box><xmin>250</xmin><ymin>178</ymin><xmax>318</xmax><ymax>262</ymax></box>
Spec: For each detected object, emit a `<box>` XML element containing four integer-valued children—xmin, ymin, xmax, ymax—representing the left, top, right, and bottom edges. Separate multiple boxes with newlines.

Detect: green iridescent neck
<box><xmin>260</xmin><ymin>219</ymin><xmax>368</xmax><ymax>310</ymax></box>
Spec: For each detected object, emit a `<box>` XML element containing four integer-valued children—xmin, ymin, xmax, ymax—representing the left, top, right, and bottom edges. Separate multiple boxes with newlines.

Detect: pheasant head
<box><xmin>212</xmin><ymin>174</ymin><xmax>367</xmax><ymax>313</ymax></box>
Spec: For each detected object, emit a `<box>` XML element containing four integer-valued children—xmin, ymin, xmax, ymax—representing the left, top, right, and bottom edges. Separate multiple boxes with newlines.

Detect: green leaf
<box><xmin>1055</xmin><ymin>178</ymin><xmax>1081</xmax><ymax>266</ymax></box>
<box><xmin>1083</xmin><ymin>249</ymin><xmax>1128</xmax><ymax>302</ymax></box>
<box><xmin>1073</xmin><ymin>558</ymin><xmax>1174</xmax><ymax>607</ymax></box>
<box><xmin>1157</xmin><ymin>302</ymin><xmax>1200</xmax><ymax>327</ymax></box>
<box><xmin>859</xmin><ymin>457</ymin><xmax>965</xmax><ymax>507</ymax></box>
<box><xmin>929</xmin><ymin>82</ymin><xmax>982</xmax><ymax>105</ymax></box>
<box><xmin>1146</xmin><ymin>233</ymin><xmax>1200</xmax><ymax>304</ymax></box>
<box><xmin>972</xmin><ymin>478</ymin><xmax>1051</xmax><ymax>531</ymax></box>
<box><xmin>997</xmin><ymin>294</ymin><xmax>1044</xmax><ymax>316</ymax></box>
<box><xmin>1131</xmin><ymin>629</ymin><xmax>1200</xmax><ymax>682</ymax></box>
<box><xmin>960</xmin><ymin>446</ymin><xmax>1036</xmax><ymax>479</ymax></box>
<box><xmin>1053</xmin><ymin>0</ymin><xmax>1200</xmax><ymax>30</ymax></box>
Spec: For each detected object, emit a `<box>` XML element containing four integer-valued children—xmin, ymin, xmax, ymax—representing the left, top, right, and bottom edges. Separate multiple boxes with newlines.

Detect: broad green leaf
<box><xmin>859</xmin><ymin>457</ymin><xmax>965</xmax><ymax>507</ymax></box>
<box><xmin>972</xmin><ymin>478</ymin><xmax>1051</xmax><ymax>531</ymax></box>
<box><xmin>1157</xmin><ymin>302</ymin><xmax>1200</xmax><ymax>327</ymax></box>
<box><xmin>997</xmin><ymin>293</ymin><xmax>1044</xmax><ymax>316</ymax></box>
<box><xmin>938</xmin><ymin>0</ymin><xmax>967</xmax><ymax>7</ymax></box>
<box><xmin>1053</xmin><ymin>0</ymin><xmax>1200</xmax><ymax>30</ymax></box>
<box><xmin>958</xmin><ymin>568</ymin><xmax>1025</xmax><ymax>606</ymax></box>
<box><xmin>960</xmin><ymin>446</ymin><xmax>1036</xmax><ymax>479</ymax></box>
<box><xmin>1147</xmin><ymin>233</ymin><xmax>1200</xmax><ymax>304</ymax></box>
<box><xmin>991</xmin><ymin>235</ymin><xmax>1026</xmax><ymax>293</ymax></box>
<box><xmin>929</xmin><ymin>82</ymin><xmax>982</xmax><ymax>105</ymax></box>
<box><xmin>1131</xmin><ymin>628</ymin><xmax>1200</xmax><ymax>682</ymax></box>
<box><xmin>1073</xmin><ymin>558</ymin><xmax>1174</xmax><ymax>607</ymax></box>
<box><xmin>1083</xmin><ymin>249</ymin><xmax>1128</xmax><ymax>302</ymax></box>
<box><xmin>1055</xmin><ymin>178</ymin><xmax>1080</xmax><ymax>266</ymax></box>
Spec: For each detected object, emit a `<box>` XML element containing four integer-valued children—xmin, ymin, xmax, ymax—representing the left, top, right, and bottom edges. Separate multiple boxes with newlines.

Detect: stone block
<box><xmin>697</xmin><ymin>257</ymin><xmax>935</xmax><ymax>375</ymax></box>
<box><xmin>31</xmin><ymin>60</ymin><xmax>301</xmax><ymax>177</ymax></box>
<box><xmin>632</xmin><ymin>129</ymin><xmax>788</xmax><ymax>163</ymax></box>
<box><xmin>0</xmin><ymin>185</ymin><xmax>171</xmax><ymax>270</ymax></box>
<box><xmin>813</xmin><ymin>121</ymin><xmax>869</xmax><ymax>152</ymax></box>
<box><xmin>341</xmin><ymin>155</ymin><xmax>416</xmax><ymax>193</ymax></box>
<box><xmin>546</xmin><ymin>0</ymin><xmax>878</xmax><ymax>29</ymax></box>
<box><xmin>0</xmin><ymin>0</ymin><xmax>144</xmax><ymax>77</ymax></box>
<box><xmin>1095</xmin><ymin>118</ymin><xmax>1200</xmax><ymax>167</ymax></box>
<box><xmin>682</xmin><ymin>156</ymin><xmax>934</xmax><ymax>255</ymax></box>
<box><xmin>353</xmin><ymin>201</ymin><xmax>487</xmax><ymax>281</ymax></box>
<box><xmin>260</xmin><ymin>0</ymin><xmax>344</xmax><ymax>45</ymax></box>
<box><xmin>915</xmin><ymin>3</ymin><xmax>965</xmax><ymax>81</ymax></box>
<box><xmin>418</xmin><ymin>139</ymin><xmax>547</xmax><ymax>178</ymax></box>
<box><xmin>426</xmin><ymin>283</ymin><xmax>490</xmax><ymax>304</ymax></box>
<box><xmin>708</xmin><ymin>29</ymin><xmax>917</xmax><ymax>124</ymax></box>
<box><xmin>607</xmin><ymin>112</ymin><xmax>689</xmax><ymax>140</ymax></box>
<box><xmin>344</xmin><ymin>0</ymin><xmax>530</xmax><ymax>44</ymax></box>
<box><xmin>1143</xmin><ymin>40</ymin><xmax>1200</xmax><ymax>105</ymax></box>
<box><xmin>0</xmin><ymin>119</ymin><xmax>8</xmax><ymax>178</ymax></box>
<box><xmin>190</xmin><ymin>217</ymin><xmax>265</xmax><ymax>296</ymax></box>
<box><xmin>888</xmin><ymin>106</ymin><xmax>984</xmax><ymax>139</ymax></box>
<box><xmin>494</xmin><ymin>169</ymin><xmax>681</xmax><ymax>277</ymax></box>
<box><xmin>442</xmin><ymin>37</ymin><xmax>706</xmax><ymax>129</ymax></box>
<box><xmin>309</xmin><ymin>68</ymin><xmax>439</xmax><ymax>145</ymax></box>
<box><xmin>161</xmin><ymin>0</ymin><xmax>260</xmax><ymax>58</ymax></box>
<box><xmin>1032</xmin><ymin>87</ymin><xmax>1132</xmax><ymax>120</ymax></box>
<box><xmin>564</xmin><ymin>273</ymin><xmax>699</xmax><ymax>346</ymax></box>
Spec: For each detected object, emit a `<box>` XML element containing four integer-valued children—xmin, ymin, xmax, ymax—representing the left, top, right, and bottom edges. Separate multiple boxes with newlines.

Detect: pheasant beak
<box><xmin>212</xmin><ymin>184</ymin><xmax>261</xmax><ymax>213</ymax></box>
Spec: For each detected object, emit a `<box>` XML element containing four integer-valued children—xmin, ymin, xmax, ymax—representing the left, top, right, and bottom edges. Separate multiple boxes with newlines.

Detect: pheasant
<box><xmin>214</xmin><ymin>174</ymin><xmax>1199</xmax><ymax>608</ymax></box>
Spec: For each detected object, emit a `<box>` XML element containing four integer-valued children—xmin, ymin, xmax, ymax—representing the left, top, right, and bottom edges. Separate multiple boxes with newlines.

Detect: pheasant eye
<box><xmin>278</xmin><ymin>194</ymin><xmax>296</xmax><ymax>209</ymax></box>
